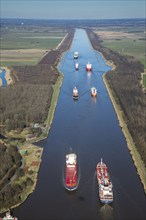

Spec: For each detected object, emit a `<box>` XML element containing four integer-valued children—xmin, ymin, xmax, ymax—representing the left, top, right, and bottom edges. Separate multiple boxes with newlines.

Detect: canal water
<box><xmin>0</xmin><ymin>68</ymin><xmax>7</xmax><ymax>86</ymax></box>
<box><xmin>13</xmin><ymin>29</ymin><xmax>146</xmax><ymax>220</ymax></box>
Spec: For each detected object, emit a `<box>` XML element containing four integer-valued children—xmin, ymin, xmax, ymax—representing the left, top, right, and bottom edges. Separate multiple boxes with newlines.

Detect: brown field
<box><xmin>0</xmin><ymin>49</ymin><xmax>48</xmax><ymax>64</ymax></box>
<box><xmin>95</xmin><ymin>31</ymin><xmax>139</xmax><ymax>40</ymax></box>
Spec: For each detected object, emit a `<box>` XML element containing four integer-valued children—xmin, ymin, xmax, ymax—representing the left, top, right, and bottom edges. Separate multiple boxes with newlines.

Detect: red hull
<box><xmin>65</xmin><ymin>165</ymin><xmax>77</xmax><ymax>190</ymax></box>
<box><xmin>86</xmin><ymin>67</ymin><xmax>92</xmax><ymax>71</ymax></box>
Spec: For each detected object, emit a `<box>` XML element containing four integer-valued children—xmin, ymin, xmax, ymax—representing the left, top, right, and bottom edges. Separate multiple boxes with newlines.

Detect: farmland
<box><xmin>0</xmin><ymin>26</ymin><xmax>66</xmax><ymax>66</ymax></box>
<box><xmin>95</xmin><ymin>28</ymin><xmax>146</xmax><ymax>68</ymax></box>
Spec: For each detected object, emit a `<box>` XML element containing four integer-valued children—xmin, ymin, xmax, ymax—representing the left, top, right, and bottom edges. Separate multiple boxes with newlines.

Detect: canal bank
<box><xmin>103</xmin><ymin>74</ymin><xmax>146</xmax><ymax>193</ymax></box>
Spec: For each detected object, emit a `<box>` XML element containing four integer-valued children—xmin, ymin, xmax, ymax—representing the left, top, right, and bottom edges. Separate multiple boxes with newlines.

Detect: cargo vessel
<box><xmin>74</xmin><ymin>51</ymin><xmax>78</xmax><ymax>59</ymax></box>
<box><xmin>96</xmin><ymin>158</ymin><xmax>113</xmax><ymax>204</ymax></box>
<box><xmin>86</xmin><ymin>62</ymin><xmax>92</xmax><ymax>71</ymax></box>
<box><xmin>65</xmin><ymin>153</ymin><xmax>77</xmax><ymax>191</ymax></box>
<box><xmin>91</xmin><ymin>87</ymin><xmax>97</xmax><ymax>97</ymax></box>
<box><xmin>0</xmin><ymin>212</ymin><xmax>18</xmax><ymax>220</ymax></box>
<box><xmin>75</xmin><ymin>62</ymin><xmax>79</xmax><ymax>70</ymax></box>
<box><xmin>73</xmin><ymin>87</ymin><xmax>78</xmax><ymax>99</ymax></box>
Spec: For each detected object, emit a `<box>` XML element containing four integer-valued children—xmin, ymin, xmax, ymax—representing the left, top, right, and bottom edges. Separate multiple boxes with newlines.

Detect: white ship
<box><xmin>73</xmin><ymin>87</ymin><xmax>78</xmax><ymax>99</ymax></box>
<box><xmin>91</xmin><ymin>87</ymin><xmax>97</xmax><ymax>97</ymax></box>
<box><xmin>75</xmin><ymin>62</ymin><xmax>79</xmax><ymax>70</ymax></box>
<box><xmin>86</xmin><ymin>62</ymin><xmax>92</xmax><ymax>71</ymax></box>
<box><xmin>74</xmin><ymin>51</ymin><xmax>78</xmax><ymax>59</ymax></box>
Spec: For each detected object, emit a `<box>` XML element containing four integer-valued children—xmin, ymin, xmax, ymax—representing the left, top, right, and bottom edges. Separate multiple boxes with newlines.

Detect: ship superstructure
<box><xmin>74</xmin><ymin>51</ymin><xmax>78</xmax><ymax>59</ymax></box>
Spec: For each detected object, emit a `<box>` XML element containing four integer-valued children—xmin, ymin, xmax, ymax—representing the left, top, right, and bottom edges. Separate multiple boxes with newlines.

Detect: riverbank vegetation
<box><xmin>86</xmin><ymin>29</ymin><xmax>146</xmax><ymax>190</ymax></box>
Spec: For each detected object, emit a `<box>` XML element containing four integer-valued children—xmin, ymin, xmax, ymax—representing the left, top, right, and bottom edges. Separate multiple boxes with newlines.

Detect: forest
<box><xmin>86</xmin><ymin>29</ymin><xmax>146</xmax><ymax>166</ymax></box>
<box><xmin>0</xmin><ymin>28</ymin><xmax>74</xmax><ymax>134</ymax></box>
<box><xmin>0</xmin><ymin>141</ymin><xmax>29</xmax><ymax>212</ymax></box>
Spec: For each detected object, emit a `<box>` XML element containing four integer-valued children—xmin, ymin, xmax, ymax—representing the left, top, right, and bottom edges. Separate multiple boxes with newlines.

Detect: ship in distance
<box><xmin>75</xmin><ymin>62</ymin><xmax>79</xmax><ymax>70</ymax></box>
<box><xmin>74</xmin><ymin>51</ymin><xmax>78</xmax><ymax>59</ymax></box>
<box><xmin>86</xmin><ymin>62</ymin><xmax>92</xmax><ymax>71</ymax></box>
<box><xmin>73</xmin><ymin>87</ymin><xmax>78</xmax><ymax>99</ymax></box>
<box><xmin>0</xmin><ymin>212</ymin><xmax>18</xmax><ymax>220</ymax></box>
<box><xmin>96</xmin><ymin>158</ymin><xmax>113</xmax><ymax>204</ymax></box>
<box><xmin>91</xmin><ymin>87</ymin><xmax>97</xmax><ymax>97</ymax></box>
<box><xmin>65</xmin><ymin>153</ymin><xmax>78</xmax><ymax>191</ymax></box>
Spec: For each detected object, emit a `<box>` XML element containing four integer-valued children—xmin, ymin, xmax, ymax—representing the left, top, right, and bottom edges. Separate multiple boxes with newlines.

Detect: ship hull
<box><xmin>86</xmin><ymin>67</ymin><xmax>92</xmax><ymax>71</ymax></box>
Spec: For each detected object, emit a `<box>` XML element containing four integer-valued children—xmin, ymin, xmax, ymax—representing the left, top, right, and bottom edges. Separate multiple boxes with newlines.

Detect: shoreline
<box><xmin>102</xmin><ymin>66</ymin><xmax>146</xmax><ymax>193</ymax></box>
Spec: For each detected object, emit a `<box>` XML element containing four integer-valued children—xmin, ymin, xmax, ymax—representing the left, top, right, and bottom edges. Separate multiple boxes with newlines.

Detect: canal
<box><xmin>14</xmin><ymin>29</ymin><xmax>146</xmax><ymax>220</ymax></box>
<box><xmin>0</xmin><ymin>68</ymin><xmax>7</xmax><ymax>86</ymax></box>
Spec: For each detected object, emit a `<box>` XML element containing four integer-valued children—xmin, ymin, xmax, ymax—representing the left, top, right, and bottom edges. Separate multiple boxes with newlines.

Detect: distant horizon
<box><xmin>1</xmin><ymin>17</ymin><xmax>145</xmax><ymax>20</ymax></box>
<box><xmin>1</xmin><ymin>0</ymin><xmax>145</xmax><ymax>20</ymax></box>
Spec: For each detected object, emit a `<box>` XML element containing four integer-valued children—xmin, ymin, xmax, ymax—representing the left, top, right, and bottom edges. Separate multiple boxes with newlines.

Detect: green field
<box><xmin>102</xmin><ymin>39</ymin><xmax>146</xmax><ymax>68</ymax></box>
<box><xmin>0</xmin><ymin>26</ymin><xmax>66</xmax><ymax>66</ymax></box>
<box><xmin>1</xmin><ymin>36</ymin><xmax>63</xmax><ymax>50</ymax></box>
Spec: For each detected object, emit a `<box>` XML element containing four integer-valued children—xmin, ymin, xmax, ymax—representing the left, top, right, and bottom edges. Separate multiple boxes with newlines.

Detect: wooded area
<box><xmin>0</xmin><ymin>142</ymin><xmax>27</xmax><ymax>212</ymax></box>
<box><xmin>87</xmin><ymin>29</ymin><xmax>146</xmax><ymax>166</ymax></box>
<box><xmin>0</xmin><ymin>28</ymin><xmax>74</xmax><ymax>134</ymax></box>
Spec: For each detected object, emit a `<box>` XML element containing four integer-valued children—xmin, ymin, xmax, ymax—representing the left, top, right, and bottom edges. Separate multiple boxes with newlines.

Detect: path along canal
<box><xmin>14</xmin><ymin>29</ymin><xmax>146</xmax><ymax>220</ymax></box>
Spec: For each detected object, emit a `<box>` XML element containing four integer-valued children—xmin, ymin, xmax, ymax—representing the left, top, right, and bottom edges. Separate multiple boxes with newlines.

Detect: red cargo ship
<box><xmin>86</xmin><ymin>62</ymin><xmax>92</xmax><ymax>71</ymax></box>
<box><xmin>65</xmin><ymin>153</ymin><xmax>77</xmax><ymax>191</ymax></box>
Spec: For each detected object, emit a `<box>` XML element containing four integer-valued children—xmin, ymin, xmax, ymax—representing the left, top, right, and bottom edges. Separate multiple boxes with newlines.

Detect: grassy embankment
<box><xmin>142</xmin><ymin>73</ymin><xmax>146</xmax><ymax>88</ymax></box>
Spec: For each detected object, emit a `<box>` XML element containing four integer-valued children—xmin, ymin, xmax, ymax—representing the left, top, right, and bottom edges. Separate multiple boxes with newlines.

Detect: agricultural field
<box><xmin>0</xmin><ymin>26</ymin><xmax>66</xmax><ymax>66</ymax></box>
<box><xmin>94</xmin><ymin>27</ymin><xmax>146</xmax><ymax>68</ymax></box>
